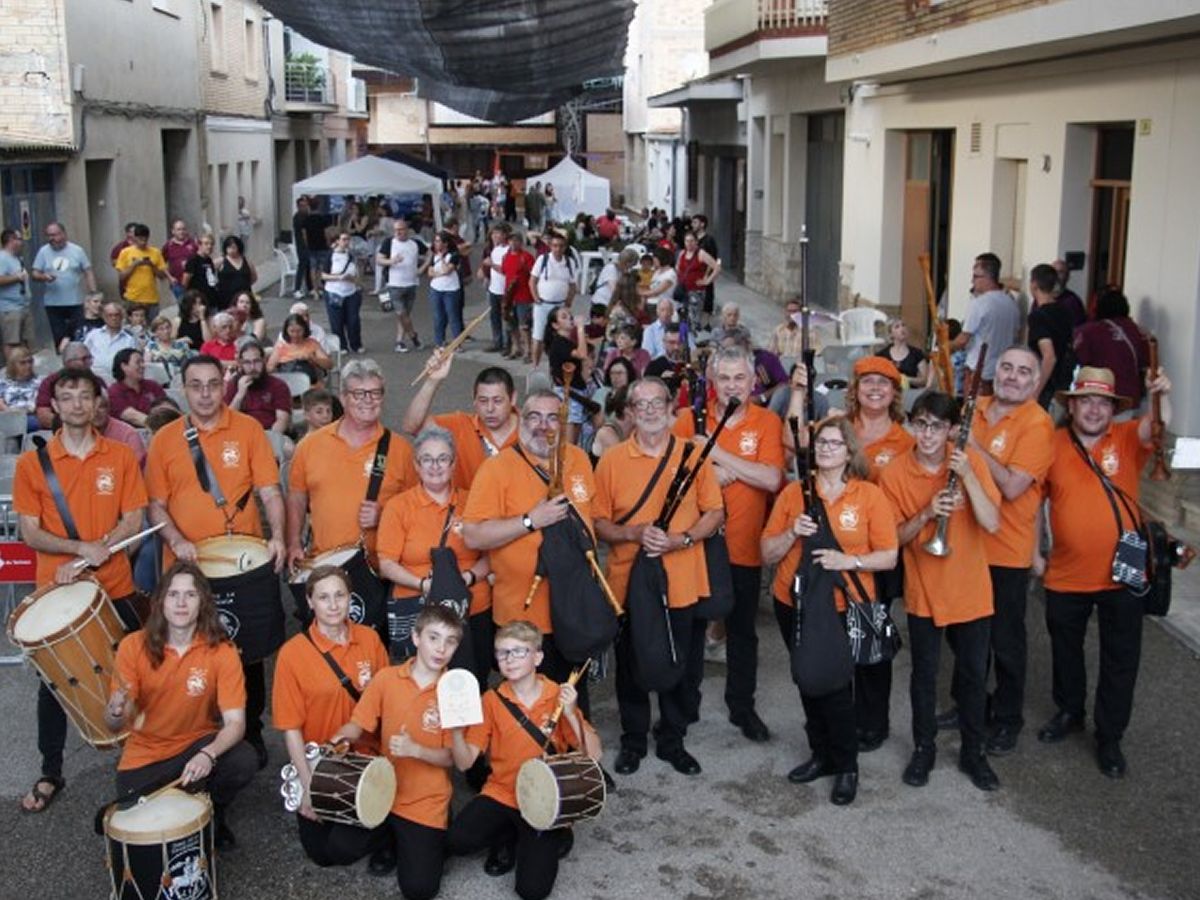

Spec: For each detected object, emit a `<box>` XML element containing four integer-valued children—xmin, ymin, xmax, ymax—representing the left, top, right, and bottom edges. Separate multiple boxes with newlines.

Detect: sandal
<box><xmin>20</xmin><ymin>775</ymin><xmax>65</xmax><ymax>814</ymax></box>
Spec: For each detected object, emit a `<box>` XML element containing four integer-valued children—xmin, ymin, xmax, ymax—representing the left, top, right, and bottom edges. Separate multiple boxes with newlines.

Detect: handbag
<box><xmin>839</xmin><ymin>569</ymin><xmax>901</xmax><ymax>666</ymax></box>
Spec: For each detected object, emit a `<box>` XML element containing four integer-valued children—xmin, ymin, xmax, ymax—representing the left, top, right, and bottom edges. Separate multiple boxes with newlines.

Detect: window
<box><xmin>210</xmin><ymin>3</ymin><xmax>225</xmax><ymax>73</ymax></box>
<box><xmin>244</xmin><ymin>16</ymin><xmax>259</xmax><ymax>81</ymax></box>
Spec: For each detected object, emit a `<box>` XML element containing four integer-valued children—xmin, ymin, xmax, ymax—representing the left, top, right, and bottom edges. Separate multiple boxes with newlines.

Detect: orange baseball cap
<box><xmin>852</xmin><ymin>356</ymin><xmax>901</xmax><ymax>385</ymax></box>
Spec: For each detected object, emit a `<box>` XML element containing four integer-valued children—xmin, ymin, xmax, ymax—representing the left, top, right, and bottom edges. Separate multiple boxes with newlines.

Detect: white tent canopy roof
<box><xmin>529</xmin><ymin>156</ymin><xmax>611</xmax><ymax>222</ymax></box>
<box><xmin>291</xmin><ymin>155</ymin><xmax>443</xmax><ymax>228</ymax></box>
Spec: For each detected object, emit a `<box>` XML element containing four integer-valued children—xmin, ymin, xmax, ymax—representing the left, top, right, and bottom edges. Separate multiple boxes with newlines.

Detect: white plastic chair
<box><xmin>0</xmin><ymin>411</ymin><xmax>27</xmax><ymax>454</ymax></box>
<box><xmin>274</xmin><ymin>244</ymin><xmax>299</xmax><ymax>298</ymax></box>
<box><xmin>276</xmin><ymin>371</ymin><xmax>312</xmax><ymax>401</ymax></box>
<box><xmin>143</xmin><ymin>362</ymin><xmax>172</xmax><ymax>386</ymax></box>
<box><xmin>837</xmin><ymin>307</ymin><xmax>887</xmax><ymax>347</ymax></box>
<box><xmin>165</xmin><ymin>387</ymin><xmax>189</xmax><ymax>413</ymax></box>
<box><xmin>21</xmin><ymin>430</ymin><xmax>53</xmax><ymax>453</ymax></box>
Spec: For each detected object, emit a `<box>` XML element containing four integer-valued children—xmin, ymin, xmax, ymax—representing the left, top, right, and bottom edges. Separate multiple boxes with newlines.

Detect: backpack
<box><xmin>536</xmin><ymin>250</ymin><xmax>577</xmax><ymax>281</ymax></box>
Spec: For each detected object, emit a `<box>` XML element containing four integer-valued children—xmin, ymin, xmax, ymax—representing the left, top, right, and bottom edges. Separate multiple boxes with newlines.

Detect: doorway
<box><xmin>899</xmin><ymin>129</ymin><xmax>954</xmax><ymax>344</ymax></box>
<box><xmin>1088</xmin><ymin>124</ymin><xmax>1133</xmax><ymax>299</ymax></box>
<box><xmin>805</xmin><ymin>112</ymin><xmax>844</xmax><ymax>310</ymax></box>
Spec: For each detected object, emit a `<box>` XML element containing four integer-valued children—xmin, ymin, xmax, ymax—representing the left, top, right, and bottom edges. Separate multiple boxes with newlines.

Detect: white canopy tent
<box><xmin>291</xmin><ymin>155</ymin><xmax>444</xmax><ymax>230</ymax></box>
<box><xmin>530</xmin><ymin>156</ymin><xmax>611</xmax><ymax>222</ymax></box>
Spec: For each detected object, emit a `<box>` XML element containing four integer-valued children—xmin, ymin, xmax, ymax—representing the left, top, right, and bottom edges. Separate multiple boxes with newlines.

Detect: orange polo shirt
<box><xmin>13</xmin><ymin>432</ymin><xmax>147</xmax><ymax>597</ymax></box>
<box><xmin>376</xmin><ymin>485</ymin><xmax>490</xmax><ymax>614</ymax></box>
<box><xmin>592</xmin><ymin>436</ymin><xmax>723</xmax><ymax>610</ymax></box>
<box><xmin>113</xmin><ymin>631</ymin><xmax>245</xmax><ymax>770</ymax></box>
<box><xmin>462</xmin><ymin>444</ymin><xmax>595</xmax><ymax>633</ymax></box>
<box><xmin>858</xmin><ymin>420</ymin><xmax>915</xmax><ymax>483</ymax></box>
<box><xmin>672</xmin><ymin>402</ymin><xmax>784</xmax><ymax>566</ymax></box>
<box><xmin>350</xmin><ymin>659</ymin><xmax>451</xmax><ymax>829</ymax></box>
<box><xmin>878</xmin><ymin>446</ymin><xmax>1000</xmax><ymax>626</ymax></box>
<box><xmin>433</xmin><ymin>411</ymin><xmax>519</xmax><ymax>491</ymax></box>
<box><xmin>763</xmin><ymin>479</ymin><xmax>897</xmax><ymax>611</ymax></box>
<box><xmin>145</xmin><ymin>407</ymin><xmax>279</xmax><ymax>561</ymax></box>
<box><xmin>465</xmin><ymin>675</ymin><xmax>592</xmax><ymax>811</ymax></box>
<box><xmin>1044</xmin><ymin>421</ymin><xmax>1150</xmax><ymax>593</ymax></box>
<box><xmin>288</xmin><ymin>422</ymin><xmax>416</xmax><ymax>560</ymax></box>
<box><xmin>272</xmin><ymin>623</ymin><xmax>389</xmax><ymax>753</ymax></box>
<box><xmin>971</xmin><ymin>397</ymin><xmax>1054</xmax><ymax>568</ymax></box>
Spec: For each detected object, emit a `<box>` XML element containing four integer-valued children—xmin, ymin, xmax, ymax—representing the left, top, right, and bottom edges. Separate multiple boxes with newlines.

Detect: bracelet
<box><xmin>199</xmin><ymin>748</ymin><xmax>217</xmax><ymax>765</ymax></box>
<box><xmin>465</xmin><ymin>571</ymin><xmax>476</xmax><ymax>587</ymax></box>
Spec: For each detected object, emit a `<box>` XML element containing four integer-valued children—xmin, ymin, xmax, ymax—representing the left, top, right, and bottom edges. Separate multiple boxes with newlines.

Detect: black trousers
<box><xmin>680</xmin><ymin>612</ymin><xmax>709</xmax><ymax>724</ymax></box>
<box><xmin>1044</xmin><ymin>587</ymin><xmax>1142</xmax><ymax>744</ymax></box>
<box><xmin>988</xmin><ymin>566</ymin><xmax>1031</xmax><ymax>730</ymax></box>
<box><xmin>115</xmin><ymin>734</ymin><xmax>257</xmax><ymax>809</ymax></box>
<box><xmin>297</xmin><ymin>813</ymin><xmax>384</xmax><ymax>868</ymax></box>
<box><xmin>615</xmin><ymin>606</ymin><xmax>700</xmax><ymax>756</ymax></box>
<box><xmin>447</xmin><ymin>794</ymin><xmax>565</xmax><ymax>900</ymax></box>
<box><xmin>390</xmin><ymin>814</ymin><xmax>447</xmax><ymax>900</ymax></box>
<box><xmin>726</xmin><ymin>564</ymin><xmax>763</xmax><ymax>716</ymax></box>
<box><xmin>540</xmin><ymin>632</ymin><xmax>590</xmax><ymax>718</ymax></box>
<box><xmin>854</xmin><ymin>568</ymin><xmax>903</xmax><ymax>738</ymax></box>
<box><xmin>467</xmin><ymin>611</ymin><xmax>495</xmax><ymax>688</ymax></box>
<box><xmin>774</xmin><ymin>600</ymin><xmax>858</xmax><ymax>773</ymax></box>
<box><xmin>908</xmin><ymin>614</ymin><xmax>991</xmax><ymax>757</ymax></box>
<box><xmin>243</xmin><ymin>659</ymin><xmax>266</xmax><ymax>742</ymax></box>
<box><xmin>45</xmin><ymin>306</ymin><xmax>79</xmax><ymax>349</ymax></box>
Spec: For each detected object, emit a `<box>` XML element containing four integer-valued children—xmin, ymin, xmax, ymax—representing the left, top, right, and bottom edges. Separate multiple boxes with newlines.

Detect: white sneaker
<box><xmin>292</xmin><ymin>289</ymin><xmax>305</xmax><ymax>299</ymax></box>
<box><xmin>704</xmin><ymin>639</ymin><xmax>727</xmax><ymax>664</ymax></box>
<box><xmin>394</xmin><ymin>341</ymin><xmax>408</xmax><ymax>353</ymax></box>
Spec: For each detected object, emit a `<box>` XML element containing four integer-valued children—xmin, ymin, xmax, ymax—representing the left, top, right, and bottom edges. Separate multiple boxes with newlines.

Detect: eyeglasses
<box><xmin>417</xmin><ymin>454</ymin><xmax>453</xmax><ymax>468</ymax></box>
<box><xmin>911</xmin><ymin>419</ymin><xmax>950</xmax><ymax>434</ymax></box>
<box><xmin>522</xmin><ymin>412</ymin><xmax>558</xmax><ymax>427</ymax></box>
<box><xmin>814</xmin><ymin>438</ymin><xmax>846</xmax><ymax>450</ymax></box>
<box><xmin>494</xmin><ymin>646</ymin><xmax>533</xmax><ymax>663</ymax></box>
<box><xmin>185</xmin><ymin>380</ymin><xmax>224</xmax><ymax>395</ymax></box>
<box><xmin>345</xmin><ymin>388</ymin><xmax>385</xmax><ymax>402</ymax></box>
<box><xmin>631</xmin><ymin>397</ymin><xmax>669</xmax><ymax>413</ymax></box>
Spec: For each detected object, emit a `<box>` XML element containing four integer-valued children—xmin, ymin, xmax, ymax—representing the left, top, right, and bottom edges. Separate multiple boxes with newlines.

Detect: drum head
<box><xmin>291</xmin><ymin>546</ymin><xmax>360</xmax><ymax>585</ymax></box>
<box><xmin>196</xmin><ymin>536</ymin><xmax>271</xmax><ymax>578</ymax></box>
<box><xmin>516</xmin><ymin>758</ymin><xmax>561</xmax><ymax>831</ymax></box>
<box><xmin>106</xmin><ymin>789</ymin><xmax>212</xmax><ymax>844</ymax></box>
<box><xmin>355</xmin><ymin>756</ymin><xmax>397</xmax><ymax>829</ymax></box>
<box><xmin>11</xmin><ymin>581</ymin><xmax>99</xmax><ymax>643</ymax></box>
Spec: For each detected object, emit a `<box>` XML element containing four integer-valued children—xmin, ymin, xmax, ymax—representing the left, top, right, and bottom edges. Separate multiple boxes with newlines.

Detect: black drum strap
<box><xmin>495</xmin><ymin>688</ymin><xmax>558</xmax><ymax>754</ymax></box>
<box><xmin>183</xmin><ymin>418</ymin><xmax>252</xmax><ymax>527</ymax></box>
<box><xmin>304</xmin><ymin>630</ymin><xmax>362</xmax><ymax>703</ymax></box>
<box><xmin>36</xmin><ymin>444</ymin><xmax>80</xmax><ymax>541</ymax></box>
<box><xmin>614</xmin><ymin>437</ymin><xmax>675</xmax><ymax>526</ymax></box>
<box><xmin>437</xmin><ymin>504</ymin><xmax>456</xmax><ymax>548</ymax></box>
<box><xmin>365</xmin><ymin>428</ymin><xmax>392</xmax><ymax>504</ymax></box>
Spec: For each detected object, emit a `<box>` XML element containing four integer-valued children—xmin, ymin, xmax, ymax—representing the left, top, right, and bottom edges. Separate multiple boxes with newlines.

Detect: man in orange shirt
<box><xmin>965</xmin><ymin>346</ymin><xmax>1054</xmax><ymax>756</ymax></box>
<box><xmin>146</xmin><ymin>354</ymin><xmax>285</xmax><ymax>766</ymax></box>
<box><xmin>105</xmin><ymin>561</ymin><xmax>257</xmax><ymax>849</ymax></box>
<box><xmin>462</xmin><ymin>389</ymin><xmax>596</xmax><ymax>711</ymax></box>
<box><xmin>594</xmin><ymin>377</ymin><xmax>724</xmax><ymax>777</ymax></box>
<box><xmin>332</xmin><ymin>605</ymin><xmax>463</xmax><ymax>897</ymax></box>
<box><xmin>1036</xmin><ymin>366</ymin><xmax>1171</xmax><ymax>778</ymax></box>
<box><xmin>14</xmin><ymin>368</ymin><xmax>147</xmax><ymax>814</ymax></box>
<box><xmin>879</xmin><ymin>391</ymin><xmax>1002</xmax><ymax>792</ymax></box>
<box><xmin>672</xmin><ymin>346</ymin><xmax>784</xmax><ymax>742</ymax></box>
<box><xmin>402</xmin><ymin>354</ymin><xmax>519</xmax><ymax>490</ymax></box>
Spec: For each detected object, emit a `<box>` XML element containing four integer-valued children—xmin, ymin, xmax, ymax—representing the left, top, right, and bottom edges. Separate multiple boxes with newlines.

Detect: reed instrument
<box><xmin>542</xmin><ymin>664</ymin><xmax>588</xmax><ymax>747</ymax></box>
<box><xmin>1147</xmin><ymin>335</ymin><xmax>1170</xmax><ymax>481</ymax></box>
<box><xmin>523</xmin><ymin>361</ymin><xmax>575</xmax><ymax>609</ymax></box>
<box><xmin>923</xmin><ymin>342</ymin><xmax>987</xmax><ymax>557</ymax></box>
<box><xmin>919</xmin><ymin>252</ymin><xmax>955</xmax><ymax>397</ymax></box>
<box><xmin>660</xmin><ymin>398</ymin><xmax>740</xmax><ymax>527</ymax></box>
<box><xmin>410</xmin><ymin>308</ymin><xmax>492</xmax><ymax>386</ymax></box>
<box><xmin>797</xmin><ymin>225</ymin><xmax>820</xmax><ymax>526</ymax></box>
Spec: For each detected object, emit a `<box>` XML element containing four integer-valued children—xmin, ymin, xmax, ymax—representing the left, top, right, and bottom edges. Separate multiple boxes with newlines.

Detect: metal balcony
<box><xmin>706</xmin><ymin>0</ymin><xmax>828</xmax><ymax>75</ymax></box>
<box><xmin>284</xmin><ymin>61</ymin><xmax>336</xmax><ymax>108</ymax></box>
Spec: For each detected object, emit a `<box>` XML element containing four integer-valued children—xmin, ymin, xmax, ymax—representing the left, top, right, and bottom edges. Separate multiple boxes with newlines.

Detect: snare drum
<box><xmin>516</xmin><ymin>752</ymin><xmax>606</xmax><ymax>831</ymax></box>
<box><xmin>288</xmin><ymin>544</ymin><xmax>388</xmax><ymax>640</ymax></box>
<box><xmin>195</xmin><ymin>535</ymin><xmax>284</xmax><ymax>663</ymax></box>
<box><xmin>308</xmin><ymin>750</ymin><xmax>396</xmax><ymax>830</ymax></box>
<box><xmin>105</xmin><ymin>788</ymin><xmax>215</xmax><ymax>900</ymax></box>
<box><xmin>7</xmin><ymin>579</ymin><xmax>129</xmax><ymax>748</ymax></box>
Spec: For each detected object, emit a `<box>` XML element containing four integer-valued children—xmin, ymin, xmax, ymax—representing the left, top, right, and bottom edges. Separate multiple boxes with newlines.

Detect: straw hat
<box><xmin>1054</xmin><ymin>366</ymin><xmax>1133</xmax><ymax>411</ymax></box>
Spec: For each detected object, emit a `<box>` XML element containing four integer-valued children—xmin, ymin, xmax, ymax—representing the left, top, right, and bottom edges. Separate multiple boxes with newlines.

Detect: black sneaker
<box><xmin>411</xmin><ymin>334</ymin><xmax>422</xmax><ymax>349</ymax></box>
<box><xmin>902</xmin><ymin>745</ymin><xmax>936</xmax><ymax>787</ymax></box>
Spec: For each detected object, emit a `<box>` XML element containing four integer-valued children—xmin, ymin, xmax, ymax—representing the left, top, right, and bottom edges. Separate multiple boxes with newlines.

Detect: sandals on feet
<box><xmin>20</xmin><ymin>776</ymin><xmax>65</xmax><ymax>814</ymax></box>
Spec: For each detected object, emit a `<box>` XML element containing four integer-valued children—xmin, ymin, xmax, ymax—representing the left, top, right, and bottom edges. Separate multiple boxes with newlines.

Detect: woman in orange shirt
<box><xmin>272</xmin><ymin>565</ymin><xmax>392</xmax><ymax>872</ymax></box>
<box><xmin>762</xmin><ymin>417</ymin><xmax>898</xmax><ymax>805</ymax></box>
<box><xmin>105</xmin><ymin>561</ymin><xmax>257</xmax><ymax>849</ymax></box>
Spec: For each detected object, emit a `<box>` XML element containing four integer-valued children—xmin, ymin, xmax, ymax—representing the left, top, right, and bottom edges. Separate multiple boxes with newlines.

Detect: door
<box><xmin>899</xmin><ymin>130</ymin><xmax>954</xmax><ymax>345</ymax></box>
<box><xmin>1</xmin><ymin>163</ymin><xmax>58</xmax><ymax>347</ymax></box>
<box><xmin>1088</xmin><ymin>125</ymin><xmax>1134</xmax><ymax>300</ymax></box>
<box><xmin>805</xmin><ymin>112</ymin><xmax>844</xmax><ymax>310</ymax></box>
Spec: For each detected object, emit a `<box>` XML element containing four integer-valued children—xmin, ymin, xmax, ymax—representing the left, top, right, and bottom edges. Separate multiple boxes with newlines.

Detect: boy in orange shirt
<box><xmin>447</xmin><ymin>621</ymin><xmax>602</xmax><ymax>900</ymax></box>
<box><xmin>331</xmin><ymin>605</ymin><xmax>462</xmax><ymax>899</ymax></box>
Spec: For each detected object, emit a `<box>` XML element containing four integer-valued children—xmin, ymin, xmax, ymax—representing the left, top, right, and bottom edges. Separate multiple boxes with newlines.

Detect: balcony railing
<box><xmin>758</xmin><ymin>0</ymin><xmax>827</xmax><ymax>31</ymax></box>
<box><xmin>284</xmin><ymin>61</ymin><xmax>334</xmax><ymax>105</ymax></box>
<box><xmin>706</xmin><ymin>0</ymin><xmax>827</xmax><ymax>54</ymax></box>
<box><xmin>348</xmin><ymin>77</ymin><xmax>368</xmax><ymax>115</ymax></box>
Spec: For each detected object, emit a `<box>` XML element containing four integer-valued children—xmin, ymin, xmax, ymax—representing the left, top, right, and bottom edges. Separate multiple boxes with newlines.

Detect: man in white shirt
<box><xmin>32</xmin><ymin>222</ymin><xmax>97</xmax><ymax>349</ymax></box>
<box><xmin>84</xmin><ymin>300</ymin><xmax>138</xmax><ymax>375</ymax></box>
<box><xmin>528</xmin><ymin>231</ymin><xmax>577</xmax><ymax>367</ymax></box>
<box><xmin>378</xmin><ymin>218</ymin><xmax>425</xmax><ymax>353</ymax></box>
<box><xmin>640</xmin><ymin>297</ymin><xmax>677</xmax><ymax>359</ymax></box>
<box><xmin>479</xmin><ymin>222</ymin><xmax>511</xmax><ymax>354</ymax></box>
<box><xmin>951</xmin><ymin>252</ymin><xmax>1022</xmax><ymax>395</ymax></box>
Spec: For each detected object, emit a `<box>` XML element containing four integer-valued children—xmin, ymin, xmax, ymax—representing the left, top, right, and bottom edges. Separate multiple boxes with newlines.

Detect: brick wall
<box><xmin>828</xmin><ymin>0</ymin><xmax>1054</xmax><ymax>56</ymax></box>
<box><xmin>0</xmin><ymin>0</ymin><xmax>73</xmax><ymax>145</ymax></box>
<box><xmin>200</xmin><ymin>0</ymin><xmax>268</xmax><ymax>117</ymax></box>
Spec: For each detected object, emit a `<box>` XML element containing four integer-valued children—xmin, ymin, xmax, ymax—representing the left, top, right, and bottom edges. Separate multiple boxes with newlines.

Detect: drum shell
<box><xmin>197</xmin><ymin>537</ymin><xmax>284</xmax><ymax>663</ymax></box>
<box><xmin>105</xmin><ymin>789</ymin><xmax>216</xmax><ymax>900</ymax></box>
<box><xmin>288</xmin><ymin>545</ymin><xmax>389</xmax><ymax>644</ymax></box>
<box><xmin>7</xmin><ymin>580</ymin><xmax>129</xmax><ymax>748</ymax></box>
<box><xmin>516</xmin><ymin>752</ymin><xmax>606</xmax><ymax>831</ymax></box>
<box><xmin>308</xmin><ymin>751</ymin><xmax>396</xmax><ymax>830</ymax></box>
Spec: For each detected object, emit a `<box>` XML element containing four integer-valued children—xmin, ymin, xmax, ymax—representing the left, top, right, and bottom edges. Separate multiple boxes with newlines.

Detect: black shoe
<box><xmin>935</xmin><ymin>708</ymin><xmax>960</xmax><ymax>731</ymax></box>
<box><xmin>1037</xmin><ymin>710</ymin><xmax>1085</xmax><ymax>744</ymax></box>
<box><xmin>986</xmin><ymin>725</ymin><xmax>1020</xmax><ymax>757</ymax></box>
<box><xmin>1097</xmin><ymin>741</ymin><xmax>1127</xmax><ymax>779</ymax></box>
<box><xmin>213</xmin><ymin>809</ymin><xmax>236</xmax><ymax>851</ymax></box>
<box><xmin>367</xmin><ymin>843</ymin><xmax>397</xmax><ymax>877</ymax></box>
<box><xmin>613</xmin><ymin>748</ymin><xmax>643</xmax><ymax>775</ymax></box>
<box><xmin>411</xmin><ymin>335</ymin><xmax>422</xmax><ymax>350</ymax></box>
<box><xmin>484</xmin><ymin>841</ymin><xmax>516</xmax><ymax>877</ymax></box>
<box><xmin>787</xmin><ymin>757</ymin><xmax>832</xmax><ymax>784</ymax></box>
<box><xmin>656</xmin><ymin>746</ymin><xmax>702</xmax><ymax>776</ymax></box>
<box><xmin>857</xmin><ymin>730</ymin><xmax>887</xmax><ymax>753</ymax></box>
<box><xmin>729</xmin><ymin>709</ymin><xmax>771</xmax><ymax>743</ymax></box>
<box><xmin>248</xmin><ymin>735</ymin><xmax>268</xmax><ymax>770</ymax></box>
<box><xmin>601</xmin><ymin>767</ymin><xmax>616</xmax><ymax>791</ymax></box>
<box><xmin>958</xmin><ymin>753</ymin><xmax>1000</xmax><ymax>792</ymax></box>
<box><xmin>556</xmin><ymin>828</ymin><xmax>574</xmax><ymax>859</ymax></box>
<box><xmin>902</xmin><ymin>746</ymin><xmax>936</xmax><ymax>787</ymax></box>
<box><xmin>830</xmin><ymin>772</ymin><xmax>858</xmax><ymax>806</ymax></box>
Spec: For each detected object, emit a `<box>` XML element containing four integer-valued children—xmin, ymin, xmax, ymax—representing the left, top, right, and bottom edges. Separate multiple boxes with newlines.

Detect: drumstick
<box><xmin>197</xmin><ymin>552</ymin><xmax>254</xmax><ymax>571</ymax></box>
<box><xmin>410</xmin><ymin>308</ymin><xmax>492</xmax><ymax>386</ymax></box>
<box><xmin>71</xmin><ymin>522</ymin><xmax>166</xmax><ymax>570</ymax></box>
<box><xmin>584</xmin><ymin>550</ymin><xmax>622</xmax><ymax>616</ymax></box>
<box><xmin>92</xmin><ymin>775</ymin><xmax>185</xmax><ymax>836</ymax></box>
<box><xmin>543</xmin><ymin>665</ymin><xmax>588</xmax><ymax>751</ymax></box>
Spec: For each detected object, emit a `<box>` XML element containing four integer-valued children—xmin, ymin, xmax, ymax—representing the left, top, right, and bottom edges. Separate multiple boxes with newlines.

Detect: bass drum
<box><xmin>195</xmin><ymin>535</ymin><xmax>284</xmax><ymax>663</ymax></box>
<box><xmin>104</xmin><ymin>788</ymin><xmax>216</xmax><ymax>900</ymax></box>
<box><xmin>516</xmin><ymin>752</ymin><xmax>606</xmax><ymax>832</ymax></box>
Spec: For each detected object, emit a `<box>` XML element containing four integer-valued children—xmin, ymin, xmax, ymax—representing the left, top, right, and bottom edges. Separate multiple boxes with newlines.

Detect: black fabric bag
<box><xmin>840</xmin><ymin>571</ymin><xmax>902</xmax><ymax>667</ymax></box>
<box><xmin>789</xmin><ymin>499</ymin><xmax>853</xmax><ymax>697</ymax></box>
<box><xmin>625</xmin><ymin>550</ymin><xmax>685</xmax><ymax>692</ymax></box>
<box><xmin>693</xmin><ymin>528</ymin><xmax>734</xmax><ymax>620</ymax></box>
<box><xmin>425</xmin><ymin>505</ymin><xmax>475</xmax><ymax>670</ymax></box>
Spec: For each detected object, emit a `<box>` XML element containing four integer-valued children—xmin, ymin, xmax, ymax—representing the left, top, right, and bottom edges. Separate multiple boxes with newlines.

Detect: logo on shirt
<box><xmin>989</xmin><ymin>432</ymin><xmax>1007</xmax><ymax>455</ymax></box>
<box><xmin>1101</xmin><ymin>446</ymin><xmax>1119</xmax><ymax>477</ymax></box>
<box><xmin>221</xmin><ymin>441</ymin><xmax>241</xmax><ymax>468</ymax></box>
<box><xmin>839</xmin><ymin>505</ymin><xmax>861</xmax><ymax>531</ymax></box>
<box><xmin>873</xmin><ymin>450</ymin><xmax>893</xmax><ymax>468</ymax></box>
<box><xmin>185</xmin><ymin>667</ymin><xmax>208</xmax><ymax>697</ymax></box>
<box><xmin>95</xmin><ymin>467</ymin><xmax>115</xmax><ymax>496</ymax></box>
<box><xmin>738</xmin><ymin>431</ymin><xmax>760</xmax><ymax>456</ymax></box>
<box><xmin>421</xmin><ymin>701</ymin><xmax>441</xmax><ymax>733</ymax></box>
<box><xmin>356</xmin><ymin>660</ymin><xmax>373</xmax><ymax>689</ymax></box>
<box><xmin>569</xmin><ymin>474</ymin><xmax>589</xmax><ymax>502</ymax></box>
<box><xmin>52</xmin><ymin>256</ymin><xmax>71</xmax><ymax>272</ymax></box>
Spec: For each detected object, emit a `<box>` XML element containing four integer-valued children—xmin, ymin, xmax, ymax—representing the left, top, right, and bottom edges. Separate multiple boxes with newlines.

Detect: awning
<box><xmin>0</xmin><ymin>135</ymin><xmax>75</xmax><ymax>160</ymax></box>
<box><xmin>648</xmin><ymin>80</ymin><xmax>744</xmax><ymax>109</ymax></box>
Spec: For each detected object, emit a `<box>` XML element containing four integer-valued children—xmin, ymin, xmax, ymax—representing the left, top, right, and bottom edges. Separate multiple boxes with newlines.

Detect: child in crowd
<box><xmin>298</xmin><ymin>387</ymin><xmax>336</xmax><ymax>439</ymax></box>
<box><xmin>126</xmin><ymin>304</ymin><xmax>149</xmax><ymax>346</ymax></box>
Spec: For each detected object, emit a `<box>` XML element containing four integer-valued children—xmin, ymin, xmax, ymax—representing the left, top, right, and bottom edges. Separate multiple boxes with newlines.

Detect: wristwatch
<box><xmin>522</xmin><ymin>513</ymin><xmax>536</xmax><ymax>533</ymax></box>
<box><xmin>853</xmin><ymin>556</ymin><xmax>863</xmax><ymax>570</ymax></box>
<box><xmin>681</xmin><ymin>533</ymin><xmax>695</xmax><ymax>549</ymax></box>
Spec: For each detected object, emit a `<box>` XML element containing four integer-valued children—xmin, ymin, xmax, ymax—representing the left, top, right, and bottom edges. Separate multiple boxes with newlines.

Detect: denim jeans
<box><xmin>325</xmin><ymin>290</ymin><xmax>362</xmax><ymax>351</ymax></box>
<box><xmin>429</xmin><ymin>287</ymin><xmax>463</xmax><ymax>346</ymax></box>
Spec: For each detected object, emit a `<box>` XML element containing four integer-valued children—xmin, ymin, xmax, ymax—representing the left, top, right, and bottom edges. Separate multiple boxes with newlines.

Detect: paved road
<box><xmin>1</xmin><ymin>278</ymin><xmax>1197</xmax><ymax>899</ymax></box>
